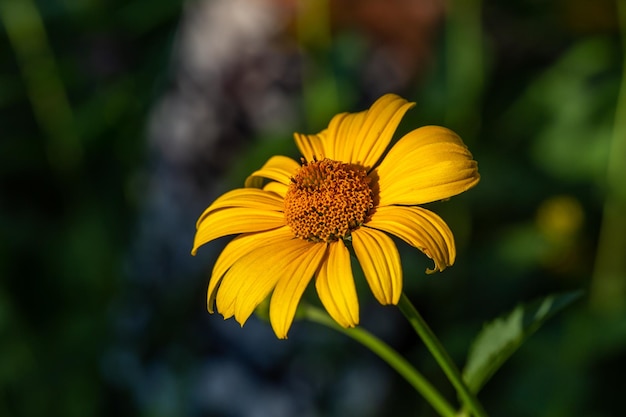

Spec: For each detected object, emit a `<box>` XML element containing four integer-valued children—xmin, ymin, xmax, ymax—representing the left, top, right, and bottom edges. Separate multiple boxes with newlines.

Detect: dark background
<box><xmin>1</xmin><ymin>0</ymin><xmax>625</xmax><ymax>416</ymax></box>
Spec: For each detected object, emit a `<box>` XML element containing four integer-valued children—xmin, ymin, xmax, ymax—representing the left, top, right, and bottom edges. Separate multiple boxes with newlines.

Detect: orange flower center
<box><xmin>284</xmin><ymin>158</ymin><xmax>374</xmax><ymax>242</ymax></box>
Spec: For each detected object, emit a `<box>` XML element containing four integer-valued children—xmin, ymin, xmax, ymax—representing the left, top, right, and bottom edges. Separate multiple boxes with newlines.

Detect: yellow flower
<box><xmin>192</xmin><ymin>94</ymin><xmax>480</xmax><ymax>338</ymax></box>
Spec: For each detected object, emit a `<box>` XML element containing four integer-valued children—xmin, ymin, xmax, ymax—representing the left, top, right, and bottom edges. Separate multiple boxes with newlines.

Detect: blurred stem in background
<box><xmin>0</xmin><ymin>0</ymin><xmax>82</xmax><ymax>177</ymax></box>
<box><xmin>590</xmin><ymin>0</ymin><xmax>626</xmax><ymax>313</ymax></box>
<box><xmin>297</xmin><ymin>0</ymin><xmax>341</xmax><ymax>130</ymax></box>
<box><xmin>444</xmin><ymin>0</ymin><xmax>484</xmax><ymax>145</ymax></box>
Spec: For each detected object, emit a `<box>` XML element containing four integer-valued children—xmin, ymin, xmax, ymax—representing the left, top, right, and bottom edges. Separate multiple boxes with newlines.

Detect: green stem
<box><xmin>302</xmin><ymin>305</ymin><xmax>457</xmax><ymax>417</ymax></box>
<box><xmin>589</xmin><ymin>0</ymin><xmax>626</xmax><ymax>312</ymax></box>
<box><xmin>398</xmin><ymin>293</ymin><xmax>488</xmax><ymax>417</ymax></box>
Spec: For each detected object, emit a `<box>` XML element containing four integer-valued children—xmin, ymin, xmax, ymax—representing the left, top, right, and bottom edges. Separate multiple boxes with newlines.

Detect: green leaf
<box><xmin>463</xmin><ymin>291</ymin><xmax>583</xmax><ymax>393</ymax></box>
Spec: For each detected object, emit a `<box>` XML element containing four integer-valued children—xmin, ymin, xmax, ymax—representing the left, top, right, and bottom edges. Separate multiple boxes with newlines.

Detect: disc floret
<box><xmin>284</xmin><ymin>158</ymin><xmax>374</xmax><ymax>242</ymax></box>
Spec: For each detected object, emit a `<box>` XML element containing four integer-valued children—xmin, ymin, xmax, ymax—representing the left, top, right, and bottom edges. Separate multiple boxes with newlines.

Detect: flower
<box><xmin>192</xmin><ymin>93</ymin><xmax>480</xmax><ymax>338</ymax></box>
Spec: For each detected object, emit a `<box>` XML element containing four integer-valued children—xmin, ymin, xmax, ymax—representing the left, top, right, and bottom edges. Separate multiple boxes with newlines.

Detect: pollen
<box><xmin>284</xmin><ymin>158</ymin><xmax>374</xmax><ymax>242</ymax></box>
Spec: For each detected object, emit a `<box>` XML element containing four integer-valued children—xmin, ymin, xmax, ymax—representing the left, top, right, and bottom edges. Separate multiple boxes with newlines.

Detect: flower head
<box><xmin>192</xmin><ymin>94</ymin><xmax>480</xmax><ymax>338</ymax></box>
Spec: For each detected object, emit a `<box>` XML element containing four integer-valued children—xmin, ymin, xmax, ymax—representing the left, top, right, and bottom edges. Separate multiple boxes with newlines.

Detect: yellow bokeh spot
<box><xmin>536</xmin><ymin>195</ymin><xmax>584</xmax><ymax>243</ymax></box>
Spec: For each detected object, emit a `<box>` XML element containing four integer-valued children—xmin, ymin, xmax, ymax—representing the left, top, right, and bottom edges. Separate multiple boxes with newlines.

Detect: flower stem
<box><xmin>302</xmin><ymin>305</ymin><xmax>457</xmax><ymax>417</ymax></box>
<box><xmin>398</xmin><ymin>293</ymin><xmax>488</xmax><ymax>417</ymax></box>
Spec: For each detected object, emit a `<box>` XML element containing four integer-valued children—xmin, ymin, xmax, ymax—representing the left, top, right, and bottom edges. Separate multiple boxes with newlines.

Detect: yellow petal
<box><xmin>328</xmin><ymin>111</ymin><xmax>365</xmax><ymax>163</ymax></box>
<box><xmin>207</xmin><ymin>226</ymin><xmax>294</xmax><ymax>313</ymax></box>
<box><xmin>366</xmin><ymin>206</ymin><xmax>455</xmax><ymax>273</ymax></box>
<box><xmin>195</xmin><ymin>188</ymin><xmax>284</xmax><ymax>228</ymax></box>
<box><xmin>351</xmin><ymin>227</ymin><xmax>402</xmax><ymax>305</ymax></box>
<box><xmin>263</xmin><ymin>181</ymin><xmax>289</xmax><ymax>198</ymax></box>
<box><xmin>294</xmin><ymin>130</ymin><xmax>327</xmax><ymax>162</ymax></box>
<box><xmin>192</xmin><ymin>208</ymin><xmax>284</xmax><ymax>255</ymax></box>
<box><xmin>269</xmin><ymin>242</ymin><xmax>328</xmax><ymax>339</ymax></box>
<box><xmin>244</xmin><ymin>155</ymin><xmax>300</xmax><ymax>188</ymax></box>
<box><xmin>375</xmin><ymin>125</ymin><xmax>480</xmax><ymax>206</ymax></box>
<box><xmin>294</xmin><ymin>94</ymin><xmax>414</xmax><ymax>167</ymax></box>
<box><xmin>215</xmin><ymin>236</ymin><xmax>320</xmax><ymax>324</ymax></box>
<box><xmin>347</xmin><ymin>94</ymin><xmax>415</xmax><ymax>168</ymax></box>
<box><xmin>236</xmin><ymin>239</ymin><xmax>325</xmax><ymax>327</ymax></box>
<box><xmin>315</xmin><ymin>240</ymin><xmax>359</xmax><ymax>328</ymax></box>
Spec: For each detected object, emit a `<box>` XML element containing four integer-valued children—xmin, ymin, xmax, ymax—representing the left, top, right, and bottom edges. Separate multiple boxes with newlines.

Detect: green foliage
<box><xmin>504</xmin><ymin>37</ymin><xmax>617</xmax><ymax>183</ymax></box>
<box><xmin>463</xmin><ymin>291</ymin><xmax>583</xmax><ymax>394</ymax></box>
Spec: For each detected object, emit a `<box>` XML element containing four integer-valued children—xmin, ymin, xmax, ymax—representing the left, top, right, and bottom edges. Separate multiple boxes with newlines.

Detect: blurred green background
<box><xmin>1</xmin><ymin>0</ymin><xmax>625</xmax><ymax>416</ymax></box>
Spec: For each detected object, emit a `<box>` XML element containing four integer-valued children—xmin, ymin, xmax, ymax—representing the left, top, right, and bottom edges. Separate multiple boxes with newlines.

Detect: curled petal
<box><xmin>245</xmin><ymin>155</ymin><xmax>300</xmax><ymax>188</ymax></box>
<box><xmin>315</xmin><ymin>240</ymin><xmax>359</xmax><ymax>328</ymax></box>
<box><xmin>375</xmin><ymin>125</ymin><xmax>480</xmax><ymax>206</ymax></box>
<box><xmin>366</xmin><ymin>206</ymin><xmax>455</xmax><ymax>273</ymax></box>
<box><xmin>351</xmin><ymin>227</ymin><xmax>402</xmax><ymax>305</ymax></box>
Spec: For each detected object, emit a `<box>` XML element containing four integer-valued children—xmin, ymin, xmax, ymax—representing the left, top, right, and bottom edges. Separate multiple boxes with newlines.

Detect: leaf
<box><xmin>462</xmin><ymin>291</ymin><xmax>582</xmax><ymax>393</ymax></box>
